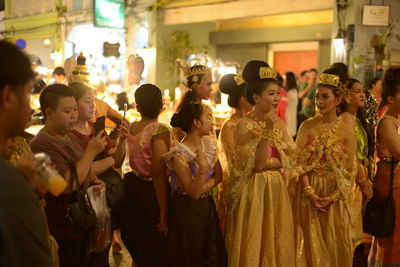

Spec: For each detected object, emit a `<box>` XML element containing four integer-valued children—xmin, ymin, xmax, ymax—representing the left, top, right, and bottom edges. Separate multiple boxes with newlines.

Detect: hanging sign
<box><xmin>362</xmin><ymin>5</ymin><xmax>390</xmax><ymax>26</ymax></box>
<box><xmin>94</xmin><ymin>0</ymin><xmax>125</xmax><ymax>29</ymax></box>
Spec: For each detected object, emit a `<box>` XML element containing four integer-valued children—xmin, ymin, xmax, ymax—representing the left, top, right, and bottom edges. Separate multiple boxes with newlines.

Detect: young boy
<box><xmin>30</xmin><ymin>84</ymin><xmax>106</xmax><ymax>267</ymax></box>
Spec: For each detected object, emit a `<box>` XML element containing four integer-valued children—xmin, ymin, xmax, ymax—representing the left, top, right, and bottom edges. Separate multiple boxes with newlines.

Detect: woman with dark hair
<box><xmin>217</xmin><ymin>74</ymin><xmax>252</xmax><ymax>235</ymax></box>
<box><xmin>68</xmin><ymin>82</ymin><xmax>128</xmax><ymax>266</ymax></box>
<box><xmin>174</xmin><ymin>64</ymin><xmax>214</xmax><ymax>141</ymax></box>
<box><xmin>284</xmin><ymin>72</ymin><xmax>298</xmax><ymax>137</ymax></box>
<box><xmin>165</xmin><ymin>102</ymin><xmax>227</xmax><ymax>267</ymax></box>
<box><xmin>368</xmin><ymin>79</ymin><xmax>400</xmax><ymax>267</ymax></box>
<box><xmin>119</xmin><ymin>84</ymin><xmax>174</xmax><ymax>267</ymax></box>
<box><xmin>293</xmin><ymin>68</ymin><xmax>358</xmax><ymax>266</ymax></box>
<box><xmin>225</xmin><ymin>61</ymin><xmax>299</xmax><ymax>267</ymax></box>
<box><xmin>338</xmin><ymin>79</ymin><xmax>374</xmax><ymax>262</ymax></box>
<box><xmin>369</xmin><ymin>77</ymin><xmax>383</xmax><ymax>104</ymax></box>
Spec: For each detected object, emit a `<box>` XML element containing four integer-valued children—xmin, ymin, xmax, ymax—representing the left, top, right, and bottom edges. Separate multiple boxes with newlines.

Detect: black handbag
<box><xmin>97</xmin><ymin>168</ymin><xmax>128</xmax><ymax>213</ymax></box>
<box><xmin>363</xmin><ymin>159</ymin><xmax>396</xmax><ymax>237</ymax></box>
<box><xmin>66</xmin><ymin>165</ymin><xmax>97</xmax><ymax>232</ymax></box>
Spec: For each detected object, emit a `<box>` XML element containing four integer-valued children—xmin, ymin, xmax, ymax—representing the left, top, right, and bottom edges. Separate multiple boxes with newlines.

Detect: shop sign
<box><xmin>362</xmin><ymin>5</ymin><xmax>390</xmax><ymax>26</ymax></box>
<box><xmin>103</xmin><ymin>42</ymin><xmax>121</xmax><ymax>57</ymax></box>
<box><xmin>94</xmin><ymin>0</ymin><xmax>125</xmax><ymax>29</ymax></box>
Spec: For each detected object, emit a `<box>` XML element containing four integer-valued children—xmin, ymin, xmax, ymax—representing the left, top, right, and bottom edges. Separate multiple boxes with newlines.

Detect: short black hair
<box><xmin>369</xmin><ymin>77</ymin><xmax>381</xmax><ymax>89</ymax></box>
<box><xmin>53</xmin><ymin>67</ymin><xmax>66</xmax><ymax>76</ymax></box>
<box><xmin>39</xmin><ymin>84</ymin><xmax>75</xmax><ymax>119</ymax></box>
<box><xmin>331</xmin><ymin>62</ymin><xmax>348</xmax><ymax>78</ymax></box>
<box><xmin>135</xmin><ymin>84</ymin><xmax>163</xmax><ymax>119</ymax></box>
<box><xmin>300</xmin><ymin>70</ymin><xmax>308</xmax><ymax>77</ymax></box>
<box><xmin>0</xmin><ymin>40</ymin><xmax>35</xmax><ymax>93</ymax></box>
<box><xmin>309</xmin><ymin>68</ymin><xmax>318</xmax><ymax>73</ymax></box>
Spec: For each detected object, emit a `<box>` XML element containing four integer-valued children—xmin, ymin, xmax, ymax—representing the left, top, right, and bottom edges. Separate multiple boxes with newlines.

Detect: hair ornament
<box><xmin>259</xmin><ymin>67</ymin><xmax>277</xmax><ymax>80</ymax></box>
<box><xmin>319</xmin><ymin>73</ymin><xmax>349</xmax><ymax>101</ymax></box>
<box><xmin>234</xmin><ymin>75</ymin><xmax>245</xmax><ymax>85</ymax></box>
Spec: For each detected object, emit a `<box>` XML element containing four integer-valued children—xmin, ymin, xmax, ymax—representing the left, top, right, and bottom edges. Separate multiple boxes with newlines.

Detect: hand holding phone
<box><xmin>94</xmin><ymin>116</ymin><xmax>106</xmax><ymax>135</ymax></box>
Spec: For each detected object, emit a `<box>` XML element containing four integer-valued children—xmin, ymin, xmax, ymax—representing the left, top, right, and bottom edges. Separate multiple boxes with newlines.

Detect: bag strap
<box><xmin>389</xmin><ymin>159</ymin><xmax>396</xmax><ymax>197</ymax></box>
<box><xmin>69</xmin><ymin>164</ymin><xmax>80</xmax><ymax>191</ymax></box>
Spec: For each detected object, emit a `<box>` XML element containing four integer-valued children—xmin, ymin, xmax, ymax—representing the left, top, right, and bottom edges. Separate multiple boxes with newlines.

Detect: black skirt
<box><xmin>168</xmin><ymin>194</ymin><xmax>227</xmax><ymax>267</ymax></box>
<box><xmin>119</xmin><ymin>172</ymin><xmax>168</xmax><ymax>267</ymax></box>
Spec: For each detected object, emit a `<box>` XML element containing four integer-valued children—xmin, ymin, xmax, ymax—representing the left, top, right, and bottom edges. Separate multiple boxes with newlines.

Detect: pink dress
<box><xmin>127</xmin><ymin>122</ymin><xmax>173</xmax><ymax>177</ymax></box>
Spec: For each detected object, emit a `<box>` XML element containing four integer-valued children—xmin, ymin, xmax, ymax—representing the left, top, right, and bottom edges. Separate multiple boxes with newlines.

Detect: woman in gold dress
<box><xmin>293</xmin><ymin>68</ymin><xmax>358</xmax><ymax>267</ymax></box>
<box><xmin>225</xmin><ymin>61</ymin><xmax>300</xmax><ymax>267</ymax></box>
<box><xmin>218</xmin><ymin>74</ymin><xmax>252</xmax><ymax>235</ymax></box>
<box><xmin>338</xmin><ymin>78</ymin><xmax>374</xmax><ymax>259</ymax></box>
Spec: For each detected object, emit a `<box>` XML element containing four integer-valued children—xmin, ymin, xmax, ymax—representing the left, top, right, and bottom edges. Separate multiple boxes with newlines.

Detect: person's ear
<box><xmin>0</xmin><ymin>85</ymin><xmax>18</xmax><ymax>110</ymax></box>
<box><xmin>193</xmin><ymin>119</ymin><xmax>202</xmax><ymax>129</ymax></box>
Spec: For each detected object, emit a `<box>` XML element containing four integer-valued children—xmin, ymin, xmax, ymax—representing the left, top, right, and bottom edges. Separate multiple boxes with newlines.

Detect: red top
<box><xmin>276</xmin><ymin>89</ymin><xmax>288</xmax><ymax>123</ymax></box>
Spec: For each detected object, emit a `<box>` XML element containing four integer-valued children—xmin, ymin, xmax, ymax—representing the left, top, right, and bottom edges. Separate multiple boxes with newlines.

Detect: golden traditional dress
<box><xmin>293</xmin><ymin>116</ymin><xmax>358</xmax><ymax>267</ymax></box>
<box><xmin>218</xmin><ymin>115</ymin><xmax>240</xmax><ymax>236</ymax></box>
<box><xmin>225</xmin><ymin>117</ymin><xmax>300</xmax><ymax>267</ymax></box>
<box><xmin>352</xmin><ymin>117</ymin><xmax>375</xmax><ymax>248</ymax></box>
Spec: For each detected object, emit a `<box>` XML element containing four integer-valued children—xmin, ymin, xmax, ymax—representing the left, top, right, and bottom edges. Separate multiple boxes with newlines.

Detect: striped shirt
<box><xmin>30</xmin><ymin>129</ymin><xmax>85</xmax><ymax>240</ymax></box>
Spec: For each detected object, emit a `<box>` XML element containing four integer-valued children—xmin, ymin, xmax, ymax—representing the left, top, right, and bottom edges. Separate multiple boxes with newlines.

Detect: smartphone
<box><xmin>94</xmin><ymin>116</ymin><xmax>106</xmax><ymax>135</ymax></box>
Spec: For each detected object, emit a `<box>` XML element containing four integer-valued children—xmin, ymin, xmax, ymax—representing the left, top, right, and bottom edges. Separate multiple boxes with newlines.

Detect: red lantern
<box><xmin>128</xmin><ymin>54</ymin><xmax>144</xmax><ymax>85</ymax></box>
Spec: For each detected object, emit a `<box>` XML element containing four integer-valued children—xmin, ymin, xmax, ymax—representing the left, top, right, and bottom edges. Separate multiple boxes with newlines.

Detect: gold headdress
<box><xmin>234</xmin><ymin>75</ymin><xmax>245</xmax><ymax>85</ymax></box>
<box><xmin>259</xmin><ymin>67</ymin><xmax>277</xmax><ymax>80</ymax></box>
<box><xmin>178</xmin><ymin>59</ymin><xmax>212</xmax><ymax>89</ymax></box>
<box><xmin>68</xmin><ymin>52</ymin><xmax>90</xmax><ymax>86</ymax></box>
<box><xmin>319</xmin><ymin>73</ymin><xmax>350</xmax><ymax>102</ymax></box>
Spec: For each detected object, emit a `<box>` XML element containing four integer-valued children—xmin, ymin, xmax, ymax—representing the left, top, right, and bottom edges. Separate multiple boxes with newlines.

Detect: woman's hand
<box><xmin>308</xmin><ymin>194</ymin><xmax>332</xmax><ymax>212</ymax></box>
<box><xmin>359</xmin><ymin>180</ymin><xmax>373</xmax><ymax>200</ymax></box>
<box><xmin>195</xmin><ymin>149</ymin><xmax>208</xmax><ymax>171</ymax></box>
<box><xmin>16</xmin><ymin>152</ymin><xmax>48</xmax><ymax>197</ymax></box>
<box><xmin>156</xmin><ymin>209</ymin><xmax>168</xmax><ymax>234</ymax></box>
<box><xmin>264</xmin><ymin>109</ymin><xmax>278</xmax><ymax>130</ymax></box>
<box><xmin>118</xmin><ymin>120</ymin><xmax>131</xmax><ymax>141</ymax></box>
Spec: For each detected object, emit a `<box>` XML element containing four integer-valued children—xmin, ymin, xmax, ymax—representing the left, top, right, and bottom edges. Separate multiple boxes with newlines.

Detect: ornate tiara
<box><xmin>234</xmin><ymin>75</ymin><xmax>245</xmax><ymax>85</ymax></box>
<box><xmin>319</xmin><ymin>73</ymin><xmax>350</xmax><ymax>101</ymax></box>
<box><xmin>182</xmin><ymin>64</ymin><xmax>211</xmax><ymax>78</ymax></box>
<box><xmin>259</xmin><ymin>67</ymin><xmax>276</xmax><ymax>80</ymax></box>
<box><xmin>319</xmin><ymin>73</ymin><xmax>340</xmax><ymax>87</ymax></box>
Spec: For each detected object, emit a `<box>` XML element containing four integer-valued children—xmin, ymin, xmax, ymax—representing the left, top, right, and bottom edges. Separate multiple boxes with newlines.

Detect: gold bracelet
<box><xmin>329</xmin><ymin>191</ymin><xmax>341</xmax><ymax>202</ymax></box>
<box><xmin>356</xmin><ymin>177</ymin><xmax>367</xmax><ymax>184</ymax></box>
<box><xmin>265</xmin><ymin>158</ymin><xmax>273</xmax><ymax>169</ymax></box>
<box><xmin>303</xmin><ymin>185</ymin><xmax>315</xmax><ymax>198</ymax></box>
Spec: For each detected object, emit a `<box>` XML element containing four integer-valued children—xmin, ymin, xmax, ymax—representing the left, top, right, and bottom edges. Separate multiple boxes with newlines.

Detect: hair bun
<box><xmin>219</xmin><ymin>74</ymin><xmax>237</xmax><ymax>95</ymax></box>
<box><xmin>170</xmin><ymin>113</ymin><xmax>182</xmax><ymax>128</ymax></box>
<box><xmin>242</xmin><ymin>60</ymin><xmax>270</xmax><ymax>83</ymax></box>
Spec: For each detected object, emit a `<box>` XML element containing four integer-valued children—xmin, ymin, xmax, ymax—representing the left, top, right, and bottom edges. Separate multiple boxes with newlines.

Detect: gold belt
<box><xmin>312</xmin><ymin>162</ymin><xmax>333</xmax><ymax>175</ymax></box>
<box><xmin>131</xmin><ymin>168</ymin><xmax>153</xmax><ymax>182</ymax></box>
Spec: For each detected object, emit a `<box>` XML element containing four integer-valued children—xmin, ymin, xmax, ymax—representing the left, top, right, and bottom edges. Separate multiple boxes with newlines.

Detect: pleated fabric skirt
<box><xmin>368</xmin><ymin>165</ymin><xmax>400</xmax><ymax>267</ymax></box>
<box><xmin>168</xmin><ymin>193</ymin><xmax>227</xmax><ymax>267</ymax></box>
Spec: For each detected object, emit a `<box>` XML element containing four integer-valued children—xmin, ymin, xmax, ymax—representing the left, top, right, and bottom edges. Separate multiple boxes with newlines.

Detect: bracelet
<box><xmin>303</xmin><ymin>185</ymin><xmax>315</xmax><ymax>198</ymax></box>
<box><xmin>329</xmin><ymin>191</ymin><xmax>341</xmax><ymax>203</ymax></box>
<box><xmin>265</xmin><ymin>158</ymin><xmax>273</xmax><ymax>169</ymax></box>
<box><xmin>356</xmin><ymin>177</ymin><xmax>368</xmax><ymax>184</ymax></box>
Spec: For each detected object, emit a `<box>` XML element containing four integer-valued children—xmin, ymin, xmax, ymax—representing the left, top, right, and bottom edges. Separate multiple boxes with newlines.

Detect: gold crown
<box><xmin>68</xmin><ymin>52</ymin><xmax>90</xmax><ymax>86</ymax></box>
<box><xmin>319</xmin><ymin>73</ymin><xmax>350</xmax><ymax>101</ymax></box>
<box><xmin>259</xmin><ymin>67</ymin><xmax>276</xmax><ymax>79</ymax></box>
<box><xmin>234</xmin><ymin>75</ymin><xmax>245</xmax><ymax>85</ymax></box>
<box><xmin>183</xmin><ymin>64</ymin><xmax>211</xmax><ymax>78</ymax></box>
<box><xmin>319</xmin><ymin>73</ymin><xmax>340</xmax><ymax>87</ymax></box>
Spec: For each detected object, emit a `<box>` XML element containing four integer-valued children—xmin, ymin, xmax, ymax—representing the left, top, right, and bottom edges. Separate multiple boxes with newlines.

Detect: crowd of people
<box><xmin>1</xmin><ymin>39</ymin><xmax>400</xmax><ymax>267</ymax></box>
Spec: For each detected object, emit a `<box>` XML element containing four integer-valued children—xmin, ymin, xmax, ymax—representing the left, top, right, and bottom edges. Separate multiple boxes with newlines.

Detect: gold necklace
<box><xmin>249</xmin><ymin>112</ymin><xmax>267</xmax><ymax>129</ymax></box>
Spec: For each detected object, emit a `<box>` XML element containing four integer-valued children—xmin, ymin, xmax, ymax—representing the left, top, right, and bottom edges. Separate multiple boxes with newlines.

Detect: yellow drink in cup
<box><xmin>35</xmin><ymin>153</ymin><xmax>67</xmax><ymax>196</ymax></box>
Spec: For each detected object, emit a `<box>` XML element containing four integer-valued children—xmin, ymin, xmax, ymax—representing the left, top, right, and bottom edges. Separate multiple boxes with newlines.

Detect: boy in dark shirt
<box><xmin>30</xmin><ymin>84</ymin><xmax>106</xmax><ymax>267</ymax></box>
<box><xmin>0</xmin><ymin>41</ymin><xmax>52</xmax><ymax>266</ymax></box>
